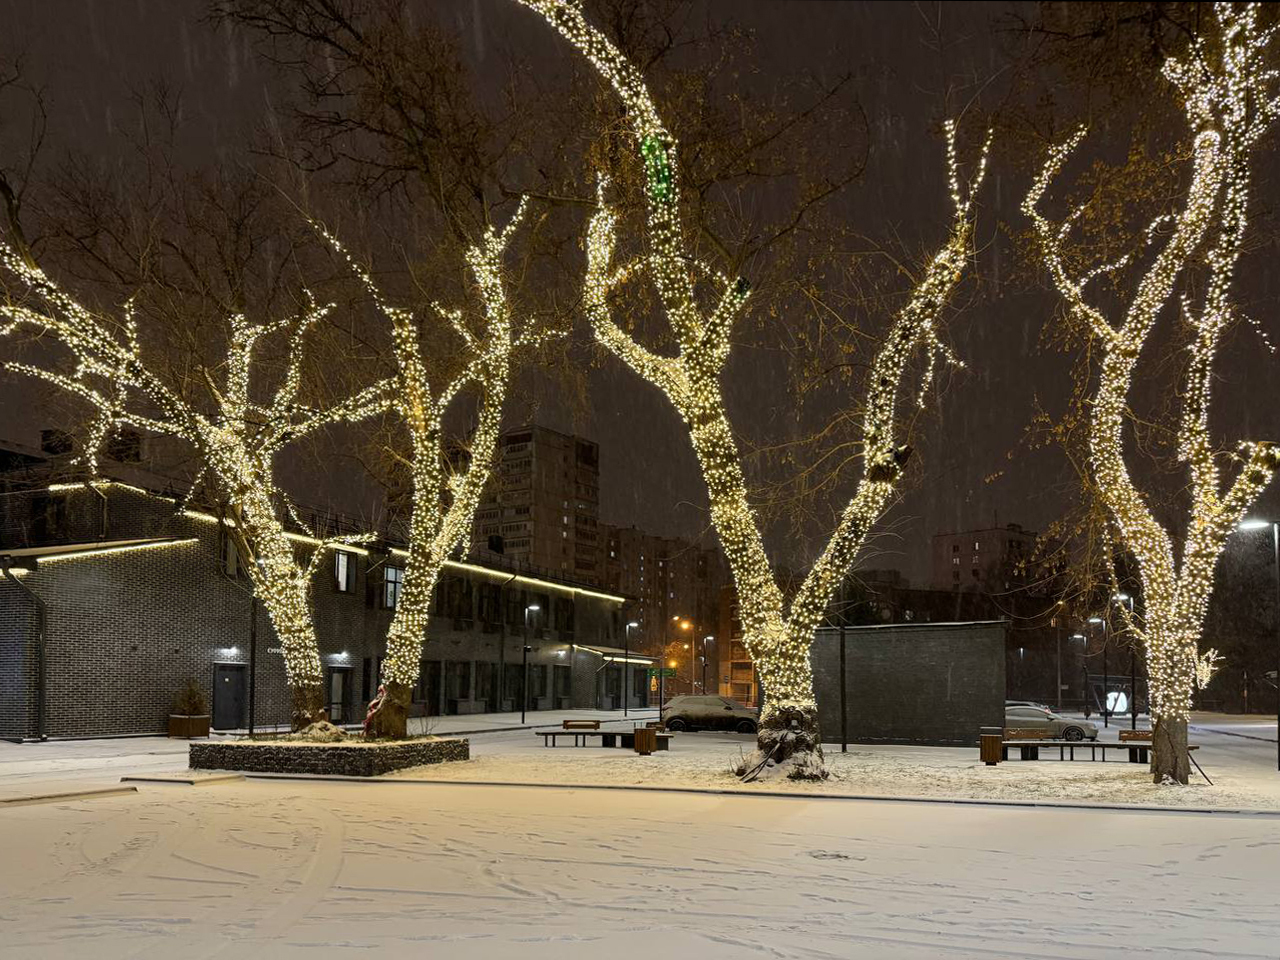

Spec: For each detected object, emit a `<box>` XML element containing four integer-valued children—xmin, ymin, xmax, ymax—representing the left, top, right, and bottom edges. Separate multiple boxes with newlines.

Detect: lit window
<box><xmin>384</xmin><ymin>566</ymin><xmax>404</xmax><ymax>609</ymax></box>
<box><xmin>334</xmin><ymin>551</ymin><xmax>354</xmax><ymax>592</ymax></box>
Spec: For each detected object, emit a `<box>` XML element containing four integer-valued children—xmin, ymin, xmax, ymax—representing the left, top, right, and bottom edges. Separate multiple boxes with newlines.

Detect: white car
<box><xmin>1005</xmin><ymin>705</ymin><xmax>1097</xmax><ymax>741</ymax></box>
<box><xmin>662</xmin><ymin>696</ymin><xmax>758</xmax><ymax>733</ymax></box>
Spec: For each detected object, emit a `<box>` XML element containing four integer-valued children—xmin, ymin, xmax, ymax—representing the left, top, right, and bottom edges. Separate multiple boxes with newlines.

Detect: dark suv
<box><xmin>661</xmin><ymin>695</ymin><xmax>758</xmax><ymax>733</ymax></box>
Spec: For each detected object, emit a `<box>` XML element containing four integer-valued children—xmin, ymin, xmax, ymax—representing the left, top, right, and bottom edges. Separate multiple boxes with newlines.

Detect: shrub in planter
<box><xmin>169</xmin><ymin>679</ymin><xmax>211</xmax><ymax>738</ymax></box>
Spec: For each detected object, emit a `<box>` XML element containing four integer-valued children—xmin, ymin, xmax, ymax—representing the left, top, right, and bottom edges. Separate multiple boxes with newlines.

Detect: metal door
<box><xmin>212</xmin><ymin>664</ymin><xmax>246</xmax><ymax>729</ymax></box>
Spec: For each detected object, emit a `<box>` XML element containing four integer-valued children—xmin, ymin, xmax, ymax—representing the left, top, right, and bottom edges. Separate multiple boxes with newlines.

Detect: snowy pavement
<box><xmin>3</xmin><ymin>710</ymin><xmax>1280</xmax><ymax>811</ymax></box>
<box><xmin>386</xmin><ymin>723</ymin><xmax>1280</xmax><ymax>812</ymax></box>
<box><xmin>1</xmin><ymin>776</ymin><xmax>1278</xmax><ymax>959</ymax></box>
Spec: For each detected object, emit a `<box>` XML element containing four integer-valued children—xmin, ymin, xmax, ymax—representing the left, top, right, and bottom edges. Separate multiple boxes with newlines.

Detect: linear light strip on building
<box><xmin>36</xmin><ymin>538</ymin><xmax>200</xmax><ymax>563</ymax></box>
<box><xmin>47</xmin><ymin>480</ymin><xmax>601</xmax><ymax>594</ymax></box>
<box><xmin>181</xmin><ymin>509</ymin><xmax>371</xmax><ymax>555</ymax></box>
<box><xmin>47</xmin><ymin>480</ymin><xmax>152</xmax><ymax>497</ymax></box>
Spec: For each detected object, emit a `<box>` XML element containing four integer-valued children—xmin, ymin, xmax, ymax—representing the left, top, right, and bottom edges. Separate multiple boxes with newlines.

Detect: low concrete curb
<box><xmin>0</xmin><ymin>785</ymin><xmax>138</xmax><ymax>807</ymax></box>
<box><xmin>120</xmin><ymin>773</ymin><xmax>245</xmax><ymax>786</ymax></box>
<box><xmin>236</xmin><ymin>773</ymin><xmax>1280</xmax><ymax>817</ymax></box>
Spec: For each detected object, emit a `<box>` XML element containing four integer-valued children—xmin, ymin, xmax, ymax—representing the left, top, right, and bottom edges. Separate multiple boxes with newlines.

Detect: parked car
<box><xmin>662</xmin><ymin>696</ymin><xmax>758</xmax><ymax>733</ymax></box>
<box><xmin>1005</xmin><ymin>705</ymin><xmax>1097</xmax><ymax>741</ymax></box>
<box><xmin>1006</xmin><ymin>700</ymin><xmax>1053</xmax><ymax>710</ymax></box>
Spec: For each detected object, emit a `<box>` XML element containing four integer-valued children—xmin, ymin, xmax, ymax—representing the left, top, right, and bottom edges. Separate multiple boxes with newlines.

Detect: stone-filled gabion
<box><xmin>190</xmin><ymin>737</ymin><xmax>469</xmax><ymax>776</ymax></box>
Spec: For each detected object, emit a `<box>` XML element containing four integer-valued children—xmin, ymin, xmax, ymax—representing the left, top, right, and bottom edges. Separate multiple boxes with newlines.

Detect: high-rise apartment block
<box><xmin>471</xmin><ymin>425</ymin><xmax>601</xmax><ymax>582</ymax></box>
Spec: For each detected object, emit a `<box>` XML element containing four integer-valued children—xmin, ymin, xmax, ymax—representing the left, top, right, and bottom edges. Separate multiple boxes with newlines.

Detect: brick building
<box><xmin>0</xmin><ymin>480</ymin><xmax>643</xmax><ymax>741</ymax></box>
<box><xmin>470</xmin><ymin>425</ymin><xmax>601</xmax><ymax>583</ymax></box>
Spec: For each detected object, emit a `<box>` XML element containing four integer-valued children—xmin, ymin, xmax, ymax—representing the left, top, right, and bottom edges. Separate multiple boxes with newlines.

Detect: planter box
<box><xmin>169</xmin><ymin>715</ymin><xmax>211</xmax><ymax>739</ymax></box>
<box><xmin>189</xmin><ymin>737</ymin><xmax>469</xmax><ymax>777</ymax></box>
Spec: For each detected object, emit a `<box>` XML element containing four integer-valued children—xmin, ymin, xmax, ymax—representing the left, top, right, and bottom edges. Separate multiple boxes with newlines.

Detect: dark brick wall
<box><xmin>812</xmin><ymin>621</ymin><xmax>1006</xmax><ymax>746</ymax></box>
<box><xmin>0</xmin><ymin>591</ymin><xmax>37</xmax><ymax>740</ymax></box>
<box><xmin>0</xmin><ymin>485</ymin><xmax>625</xmax><ymax>738</ymax></box>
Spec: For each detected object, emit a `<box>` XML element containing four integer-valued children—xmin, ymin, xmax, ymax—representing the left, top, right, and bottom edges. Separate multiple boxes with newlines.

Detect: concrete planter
<box><xmin>189</xmin><ymin>737</ymin><xmax>469</xmax><ymax>776</ymax></box>
<box><xmin>168</xmin><ymin>714</ymin><xmax>211</xmax><ymax>739</ymax></box>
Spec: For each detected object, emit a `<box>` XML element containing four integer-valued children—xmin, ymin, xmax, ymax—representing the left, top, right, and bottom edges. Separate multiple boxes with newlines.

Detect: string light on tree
<box><xmin>518</xmin><ymin>0</ymin><xmax>991</xmax><ymax>778</ymax></box>
<box><xmin>314</xmin><ymin>204</ymin><xmax>540</xmax><ymax>739</ymax></box>
<box><xmin>1024</xmin><ymin>2</ymin><xmax>1280</xmax><ymax>783</ymax></box>
<box><xmin>0</xmin><ymin>233</ymin><xmax>395</xmax><ymax>729</ymax></box>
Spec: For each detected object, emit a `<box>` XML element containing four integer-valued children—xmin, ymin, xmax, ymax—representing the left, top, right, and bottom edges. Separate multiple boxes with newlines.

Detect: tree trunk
<box><xmin>1151</xmin><ymin>714</ymin><xmax>1190</xmax><ymax>784</ymax></box>
<box><xmin>364</xmin><ymin>680</ymin><xmax>411</xmax><ymax>739</ymax></box>
<box><xmin>737</xmin><ymin>702</ymin><xmax>827</xmax><ymax>780</ymax></box>
<box><xmin>292</xmin><ymin>682</ymin><xmax>327</xmax><ymax>731</ymax></box>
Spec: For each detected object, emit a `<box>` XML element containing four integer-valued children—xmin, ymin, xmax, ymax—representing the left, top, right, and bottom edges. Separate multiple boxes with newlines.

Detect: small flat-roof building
<box><xmin>0</xmin><ymin>481</ymin><xmax>646</xmax><ymax>741</ymax></box>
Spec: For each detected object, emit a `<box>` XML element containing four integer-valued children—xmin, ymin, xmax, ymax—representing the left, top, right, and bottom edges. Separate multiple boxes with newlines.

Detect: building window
<box><xmin>334</xmin><ymin>551</ymin><xmax>355</xmax><ymax>592</ymax></box>
<box><xmin>384</xmin><ymin>566</ymin><xmax>404</xmax><ymax>609</ymax></box>
<box><xmin>952</xmin><ymin>543</ymin><xmax>960</xmax><ymax>553</ymax></box>
<box><xmin>973</xmin><ymin>541</ymin><xmax>980</xmax><ymax>551</ymax></box>
<box><xmin>951</xmin><ymin>556</ymin><xmax>960</xmax><ymax>565</ymax></box>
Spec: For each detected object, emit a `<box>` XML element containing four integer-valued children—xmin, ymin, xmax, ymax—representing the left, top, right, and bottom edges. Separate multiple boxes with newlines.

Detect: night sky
<box><xmin>3</xmin><ymin>0</ymin><xmax>1278</xmax><ymax>586</ymax></box>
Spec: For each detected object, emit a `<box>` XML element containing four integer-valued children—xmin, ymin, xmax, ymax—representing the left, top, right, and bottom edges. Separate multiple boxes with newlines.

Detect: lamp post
<box><xmin>522</xmin><ymin>604</ymin><xmax>539</xmax><ymax>724</ymax></box>
<box><xmin>1114</xmin><ymin>593</ymin><xmax>1136</xmax><ymax>729</ymax></box>
<box><xmin>1089</xmin><ymin>616</ymin><xmax>1107</xmax><ymax>726</ymax></box>
<box><xmin>1071</xmin><ymin>633</ymin><xmax>1086</xmax><ymax>711</ymax></box>
<box><xmin>701</xmin><ymin>635</ymin><xmax>714</xmax><ymax>693</ymax></box>
<box><xmin>624</xmin><ymin>620</ymin><xmax>638</xmax><ymax>716</ymax></box>
<box><xmin>1238</xmin><ymin>518</ymin><xmax>1280</xmax><ymax>772</ymax></box>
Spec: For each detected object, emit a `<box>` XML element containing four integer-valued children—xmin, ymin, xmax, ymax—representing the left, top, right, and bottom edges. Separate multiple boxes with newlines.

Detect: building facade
<box><xmin>470</xmin><ymin>425</ymin><xmax>601</xmax><ymax>583</ymax></box>
<box><xmin>0</xmin><ymin>481</ymin><xmax>643</xmax><ymax>741</ymax></box>
<box><xmin>600</xmin><ymin>524</ymin><xmax>728</xmax><ymax>695</ymax></box>
<box><xmin>930</xmin><ymin>522</ymin><xmax>1051</xmax><ymax>593</ymax></box>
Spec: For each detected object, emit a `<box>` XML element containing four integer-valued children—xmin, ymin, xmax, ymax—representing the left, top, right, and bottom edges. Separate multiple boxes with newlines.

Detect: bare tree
<box><xmin>1024</xmin><ymin>2</ymin><xmax>1280</xmax><ymax>783</ymax></box>
<box><xmin>516</xmin><ymin>0</ymin><xmax>990</xmax><ymax>778</ymax></box>
<box><xmin>0</xmin><ymin>201</ymin><xmax>391</xmax><ymax>729</ymax></box>
<box><xmin>311</xmin><ymin>204</ymin><xmax>542</xmax><ymax>739</ymax></box>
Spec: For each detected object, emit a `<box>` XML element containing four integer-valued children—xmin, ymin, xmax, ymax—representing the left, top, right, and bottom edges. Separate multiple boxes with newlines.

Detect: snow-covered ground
<box><xmin>3</xmin><ymin>710</ymin><xmax>1278</xmax><ymax>811</ymax></box>
<box><xmin>386</xmin><ymin>722</ymin><xmax>1280</xmax><ymax>811</ymax></box>
<box><xmin>1</xmin><ymin>713</ymin><xmax>1278</xmax><ymax>957</ymax></box>
<box><xmin>1</xmin><ymin>776</ymin><xmax>1278</xmax><ymax>959</ymax></box>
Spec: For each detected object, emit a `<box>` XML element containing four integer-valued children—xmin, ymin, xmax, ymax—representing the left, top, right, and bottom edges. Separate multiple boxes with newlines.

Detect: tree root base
<box><xmin>363</xmin><ymin>682</ymin><xmax>410</xmax><ymax>740</ymax></box>
<box><xmin>734</xmin><ymin>704</ymin><xmax>828</xmax><ymax>781</ymax></box>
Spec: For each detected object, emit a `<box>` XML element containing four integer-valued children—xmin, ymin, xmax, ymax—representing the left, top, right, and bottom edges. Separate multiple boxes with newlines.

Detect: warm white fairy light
<box><xmin>315</xmin><ymin>203</ymin><xmax>533</xmax><ymax>736</ymax></box>
<box><xmin>0</xmin><ymin>233</ymin><xmax>395</xmax><ymax>727</ymax></box>
<box><xmin>520</xmin><ymin>0</ymin><xmax>989</xmax><ymax>770</ymax></box>
<box><xmin>1024</xmin><ymin>3</ymin><xmax>1280</xmax><ymax>780</ymax></box>
<box><xmin>1194</xmin><ymin>648</ymin><xmax>1224</xmax><ymax>690</ymax></box>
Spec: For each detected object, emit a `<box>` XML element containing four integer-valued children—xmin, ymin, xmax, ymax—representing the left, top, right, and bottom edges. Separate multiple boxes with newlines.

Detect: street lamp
<box><xmin>1114</xmin><ymin>593</ymin><xmax>1137</xmax><ymax>729</ymax></box>
<box><xmin>702</xmin><ymin>634</ymin><xmax>714</xmax><ymax>694</ymax></box>
<box><xmin>1237</xmin><ymin>517</ymin><xmax>1279</xmax><ymax>772</ymax></box>
<box><xmin>624</xmin><ymin>620</ymin><xmax>639</xmax><ymax>716</ymax></box>
<box><xmin>1088</xmin><ymin>616</ymin><xmax>1109</xmax><ymax>726</ymax></box>
<box><xmin>1071</xmin><ymin>633</ymin><xmax>1087</xmax><ymax>713</ymax></box>
<box><xmin>522</xmin><ymin>604</ymin><xmax>540</xmax><ymax>724</ymax></box>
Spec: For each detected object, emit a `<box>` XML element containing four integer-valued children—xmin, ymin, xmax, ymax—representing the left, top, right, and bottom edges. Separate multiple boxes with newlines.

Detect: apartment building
<box><xmin>471</xmin><ymin>425</ymin><xmax>601</xmax><ymax>583</ymax></box>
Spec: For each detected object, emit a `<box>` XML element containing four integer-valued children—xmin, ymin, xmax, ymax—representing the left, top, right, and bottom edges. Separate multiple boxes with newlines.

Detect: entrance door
<box><xmin>475</xmin><ymin>662</ymin><xmax>497</xmax><ymax>712</ymax></box>
<box><xmin>212</xmin><ymin>664</ymin><xmax>246</xmax><ymax>730</ymax></box>
<box><xmin>327</xmin><ymin>667</ymin><xmax>352</xmax><ymax>723</ymax></box>
<box><xmin>423</xmin><ymin>661</ymin><xmax>443</xmax><ymax>716</ymax></box>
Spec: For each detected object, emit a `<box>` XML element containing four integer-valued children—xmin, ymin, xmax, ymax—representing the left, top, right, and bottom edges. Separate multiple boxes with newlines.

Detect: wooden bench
<box><xmin>1118</xmin><ymin>729</ymin><xmax>1153</xmax><ymax>763</ymax></box>
<box><xmin>1004</xmin><ymin>728</ymin><xmax>1046</xmax><ymax>760</ymax></box>
<box><xmin>979</xmin><ymin>731</ymin><xmax>1198</xmax><ymax>765</ymax></box>
<box><xmin>537</xmin><ymin>729</ymin><xmax>673</xmax><ymax>751</ymax></box>
<box><xmin>563</xmin><ymin>720</ymin><xmax>601</xmax><ymax>731</ymax></box>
